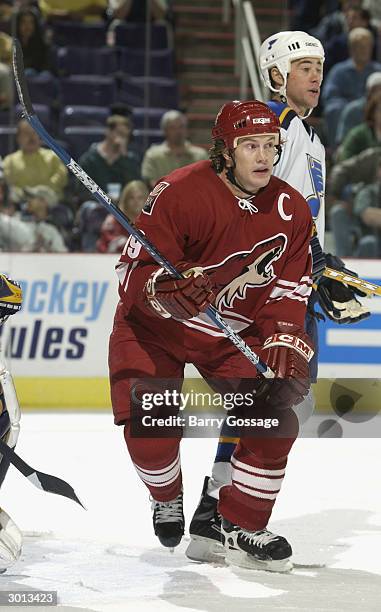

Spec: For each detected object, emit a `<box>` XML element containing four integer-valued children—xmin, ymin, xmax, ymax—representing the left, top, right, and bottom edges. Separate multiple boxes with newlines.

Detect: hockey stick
<box><xmin>12</xmin><ymin>39</ymin><xmax>274</xmax><ymax>378</ymax></box>
<box><xmin>324</xmin><ymin>267</ymin><xmax>381</xmax><ymax>297</ymax></box>
<box><xmin>0</xmin><ymin>350</ymin><xmax>83</xmax><ymax>508</ymax></box>
<box><xmin>0</xmin><ymin>439</ymin><xmax>84</xmax><ymax>508</ymax></box>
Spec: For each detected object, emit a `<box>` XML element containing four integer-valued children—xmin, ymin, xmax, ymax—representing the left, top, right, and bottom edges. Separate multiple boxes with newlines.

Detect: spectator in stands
<box><xmin>324</xmin><ymin>6</ymin><xmax>379</xmax><ymax>74</ymax></box>
<box><xmin>0</xmin><ymin>211</ymin><xmax>35</xmax><ymax>252</ymax></box>
<box><xmin>352</xmin><ymin>155</ymin><xmax>381</xmax><ymax>256</ymax></box>
<box><xmin>322</xmin><ymin>27</ymin><xmax>381</xmax><ymax>147</ymax></box>
<box><xmin>329</xmin><ymin>147</ymin><xmax>381</xmax><ymax>255</ymax></box>
<box><xmin>108</xmin><ymin>0</ymin><xmax>168</xmax><ymax>22</ymax></box>
<box><xmin>311</xmin><ymin>0</ymin><xmax>362</xmax><ymax>45</ymax></box>
<box><xmin>142</xmin><ymin>110</ymin><xmax>208</xmax><ymax>188</ymax></box>
<box><xmin>76</xmin><ymin>114</ymin><xmax>140</xmax><ymax>251</ymax></box>
<box><xmin>3</xmin><ymin>119</ymin><xmax>68</xmax><ymax>198</ymax></box>
<box><xmin>337</xmin><ymin>90</ymin><xmax>381</xmax><ymax>160</ymax></box>
<box><xmin>21</xmin><ymin>185</ymin><xmax>67</xmax><ymax>251</ymax></box>
<box><xmin>336</xmin><ymin>71</ymin><xmax>381</xmax><ymax>144</ymax></box>
<box><xmin>78</xmin><ymin>114</ymin><xmax>140</xmax><ymax>199</ymax></box>
<box><xmin>0</xmin><ymin>184</ymin><xmax>67</xmax><ymax>252</ymax></box>
<box><xmin>16</xmin><ymin>7</ymin><xmax>52</xmax><ymax>75</ymax></box>
<box><xmin>97</xmin><ymin>179</ymin><xmax>148</xmax><ymax>253</ymax></box>
<box><xmin>39</xmin><ymin>0</ymin><xmax>107</xmax><ymax>23</ymax></box>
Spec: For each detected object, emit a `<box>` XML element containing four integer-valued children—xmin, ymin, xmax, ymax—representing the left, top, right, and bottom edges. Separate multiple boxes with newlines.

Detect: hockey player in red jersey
<box><xmin>109</xmin><ymin>100</ymin><xmax>314</xmax><ymax>572</ymax></box>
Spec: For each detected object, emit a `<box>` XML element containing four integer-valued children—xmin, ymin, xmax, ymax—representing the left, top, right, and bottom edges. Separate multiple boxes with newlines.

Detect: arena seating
<box><xmin>60</xmin><ymin>76</ymin><xmax>118</xmax><ymax>107</ymax></box>
<box><xmin>56</xmin><ymin>47</ymin><xmax>118</xmax><ymax>77</ymax></box>
<box><xmin>120</xmin><ymin>76</ymin><xmax>179</xmax><ymax>109</ymax></box>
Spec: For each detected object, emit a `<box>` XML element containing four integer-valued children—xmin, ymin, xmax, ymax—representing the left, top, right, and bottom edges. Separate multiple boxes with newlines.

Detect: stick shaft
<box><xmin>324</xmin><ymin>267</ymin><xmax>381</xmax><ymax>297</ymax></box>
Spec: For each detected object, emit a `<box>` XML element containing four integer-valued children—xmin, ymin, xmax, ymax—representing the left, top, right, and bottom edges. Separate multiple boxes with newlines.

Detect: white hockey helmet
<box><xmin>260</xmin><ymin>31</ymin><xmax>325</xmax><ymax>100</ymax></box>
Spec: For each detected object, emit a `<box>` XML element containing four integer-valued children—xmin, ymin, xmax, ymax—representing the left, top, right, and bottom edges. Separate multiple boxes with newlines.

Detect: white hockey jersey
<box><xmin>268</xmin><ymin>101</ymin><xmax>326</xmax><ymax>247</ymax></box>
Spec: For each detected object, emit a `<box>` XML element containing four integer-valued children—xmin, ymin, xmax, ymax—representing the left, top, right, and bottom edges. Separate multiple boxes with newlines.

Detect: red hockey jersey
<box><xmin>116</xmin><ymin>160</ymin><xmax>312</xmax><ymax>344</ymax></box>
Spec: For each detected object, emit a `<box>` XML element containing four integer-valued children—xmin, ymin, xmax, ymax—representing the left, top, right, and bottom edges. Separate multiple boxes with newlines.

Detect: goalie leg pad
<box><xmin>0</xmin><ymin>356</ymin><xmax>21</xmax><ymax>488</ymax></box>
<box><xmin>0</xmin><ymin>508</ymin><xmax>22</xmax><ymax>572</ymax></box>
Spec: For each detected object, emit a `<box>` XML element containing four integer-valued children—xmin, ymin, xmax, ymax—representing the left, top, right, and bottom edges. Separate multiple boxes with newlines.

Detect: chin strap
<box><xmin>226</xmin><ymin>166</ymin><xmax>258</xmax><ymax>197</ymax></box>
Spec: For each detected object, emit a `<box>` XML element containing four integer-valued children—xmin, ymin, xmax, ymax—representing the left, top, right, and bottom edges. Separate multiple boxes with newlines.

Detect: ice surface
<box><xmin>0</xmin><ymin>413</ymin><xmax>380</xmax><ymax>611</ymax></box>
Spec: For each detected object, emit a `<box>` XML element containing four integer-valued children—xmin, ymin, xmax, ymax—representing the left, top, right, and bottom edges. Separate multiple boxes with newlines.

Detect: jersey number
<box><xmin>124</xmin><ymin>235</ymin><xmax>142</xmax><ymax>259</ymax></box>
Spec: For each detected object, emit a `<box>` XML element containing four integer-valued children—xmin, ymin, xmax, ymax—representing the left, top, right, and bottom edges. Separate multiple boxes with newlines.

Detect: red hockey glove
<box><xmin>144</xmin><ymin>265</ymin><xmax>215</xmax><ymax>321</ymax></box>
<box><xmin>255</xmin><ymin>322</ymin><xmax>314</xmax><ymax>410</ymax></box>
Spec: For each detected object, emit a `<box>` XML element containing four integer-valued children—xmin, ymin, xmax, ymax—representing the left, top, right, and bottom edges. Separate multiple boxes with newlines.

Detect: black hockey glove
<box><xmin>0</xmin><ymin>274</ymin><xmax>23</xmax><ymax>323</ymax></box>
<box><xmin>316</xmin><ymin>254</ymin><xmax>370</xmax><ymax>324</ymax></box>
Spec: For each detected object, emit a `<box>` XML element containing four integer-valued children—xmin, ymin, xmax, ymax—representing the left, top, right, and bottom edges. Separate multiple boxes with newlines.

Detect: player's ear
<box><xmin>270</xmin><ymin>67</ymin><xmax>284</xmax><ymax>89</ymax></box>
<box><xmin>222</xmin><ymin>149</ymin><xmax>233</xmax><ymax>167</ymax></box>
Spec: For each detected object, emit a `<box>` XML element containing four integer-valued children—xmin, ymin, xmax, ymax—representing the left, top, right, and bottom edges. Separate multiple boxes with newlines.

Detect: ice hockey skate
<box><xmin>151</xmin><ymin>492</ymin><xmax>184</xmax><ymax>550</ymax></box>
<box><xmin>222</xmin><ymin>518</ymin><xmax>293</xmax><ymax>573</ymax></box>
<box><xmin>186</xmin><ymin>476</ymin><xmax>225</xmax><ymax>563</ymax></box>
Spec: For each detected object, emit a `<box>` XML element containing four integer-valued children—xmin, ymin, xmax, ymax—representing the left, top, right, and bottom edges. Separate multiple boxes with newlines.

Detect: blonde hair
<box><xmin>349</xmin><ymin>26</ymin><xmax>373</xmax><ymax>44</ymax></box>
<box><xmin>119</xmin><ymin>180</ymin><xmax>149</xmax><ymax>220</ymax></box>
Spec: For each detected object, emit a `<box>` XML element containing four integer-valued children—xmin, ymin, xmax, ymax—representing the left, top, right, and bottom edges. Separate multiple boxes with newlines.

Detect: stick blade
<box><xmin>34</xmin><ymin>470</ymin><xmax>85</xmax><ymax>509</ymax></box>
<box><xmin>12</xmin><ymin>38</ymin><xmax>34</xmax><ymax>116</ymax></box>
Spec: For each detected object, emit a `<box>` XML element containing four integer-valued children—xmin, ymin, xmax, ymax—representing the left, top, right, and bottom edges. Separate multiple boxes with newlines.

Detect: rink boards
<box><xmin>0</xmin><ymin>253</ymin><xmax>380</xmax><ymax>411</ymax></box>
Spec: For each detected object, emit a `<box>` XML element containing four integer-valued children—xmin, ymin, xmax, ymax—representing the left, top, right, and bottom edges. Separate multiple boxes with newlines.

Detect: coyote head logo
<box><xmin>206</xmin><ymin>234</ymin><xmax>287</xmax><ymax>310</ymax></box>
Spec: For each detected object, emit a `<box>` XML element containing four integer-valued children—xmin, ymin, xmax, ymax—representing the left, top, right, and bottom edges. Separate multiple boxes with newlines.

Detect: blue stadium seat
<box><xmin>118</xmin><ymin>48</ymin><xmax>174</xmax><ymax>78</ymax></box>
<box><xmin>63</xmin><ymin>126</ymin><xmax>105</xmax><ymax>160</ymax></box>
<box><xmin>51</xmin><ymin>22</ymin><xmax>107</xmax><ymax>47</ymax></box>
<box><xmin>0</xmin><ymin>110</ymin><xmax>10</xmax><ymax>125</ymax></box>
<box><xmin>25</xmin><ymin>74</ymin><xmax>58</xmax><ymax>106</ymax></box>
<box><xmin>60</xmin><ymin>76</ymin><xmax>117</xmax><ymax>106</ymax></box>
<box><xmin>114</xmin><ymin>23</ymin><xmax>169</xmax><ymax>49</ymax></box>
<box><xmin>131</xmin><ymin>107</ymin><xmax>167</xmax><ymax>129</ymax></box>
<box><xmin>120</xmin><ymin>76</ymin><xmax>178</xmax><ymax>109</ymax></box>
<box><xmin>0</xmin><ymin>127</ymin><xmax>17</xmax><ymax>157</ymax></box>
<box><xmin>59</xmin><ymin>105</ymin><xmax>109</xmax><ymax>136</ymax></box>
<box><xmin>56</xmin><ymin>47</ymin><xmax>118</xmax><ymax>76</ymax></box>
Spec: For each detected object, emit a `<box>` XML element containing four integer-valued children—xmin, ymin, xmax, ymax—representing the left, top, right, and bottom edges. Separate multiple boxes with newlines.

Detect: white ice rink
<box><xmin>1</xmin><ymin>412</ymin><xmax>381</xmax><ymax>611</ymax></box>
